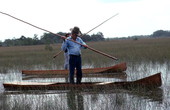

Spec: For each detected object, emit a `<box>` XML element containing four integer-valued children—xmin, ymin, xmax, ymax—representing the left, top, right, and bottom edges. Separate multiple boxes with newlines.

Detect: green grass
<box><xmin>0</xmin><ymin>37</ymin><xmax>170</xmax><ymax>73</ymax></box>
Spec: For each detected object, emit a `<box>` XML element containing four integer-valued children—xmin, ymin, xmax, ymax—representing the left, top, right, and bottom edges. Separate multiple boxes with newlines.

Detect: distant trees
<box><xmin>3</xmin><ymin>35</ymin><xmax>40</xmax><ymax>46</ymax></box>
<box><xmin>2</xmin><ymin>32</ymin><xmax>105</xmax><ymax>46</ymax></box>
<box><xmin>151</xmin><ymin>30</ymin><xmax>170</xmax><ymax>37</ymax></box>
<box><xmin>126</xmin><ymin>30</ymin><xmax>170</xmax><ymax>39</ymax></box>
<box><xmin>0</xmin><ymin>41</ymin><xmax>2</xmax><ymax>46</ymax></box>
<box><xmin>1</xmin><ymin>30</ymin><xmax>170</xmax><ymax>47</ymax></box>
<box><xmin>82</xmin><ymin>32</ymin><xmax>104</xmax><ymax>42</ymax></box>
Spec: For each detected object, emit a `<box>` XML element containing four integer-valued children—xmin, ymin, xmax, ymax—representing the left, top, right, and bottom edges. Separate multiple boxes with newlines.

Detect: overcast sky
<box><xmin>0</xmin><ymin>0</ymin><xmax>170</xmax><ymax>41</ymax></box>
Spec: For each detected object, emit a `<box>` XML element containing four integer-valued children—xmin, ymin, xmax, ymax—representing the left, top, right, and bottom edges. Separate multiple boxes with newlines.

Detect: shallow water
<box><xmin>0</xmin><ymin>61</ymin><xmax>170</xmax><ymax>110</ymax></box>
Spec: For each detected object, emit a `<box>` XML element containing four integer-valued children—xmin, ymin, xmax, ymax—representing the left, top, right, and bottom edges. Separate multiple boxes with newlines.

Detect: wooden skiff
<box><xmin>22</xmin><ymin>62</ymin><xmax>127</xmax><ymax>75</ymax></box>
<box><xmin>3</xmin><ymin>72</ymin><xmax>162</xmax><ymax>90</ymax></box>
<box><xmin>22</xmin><ymin>72</ymin><xmax>127</xmax><ymax>80</ymax></box>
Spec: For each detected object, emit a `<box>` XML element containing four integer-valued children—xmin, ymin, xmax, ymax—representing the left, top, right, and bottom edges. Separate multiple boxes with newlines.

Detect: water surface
<box><xmin>0</xmin><ymin>61</ymin><xmax>170</xmax><ymax>110</ymax></box>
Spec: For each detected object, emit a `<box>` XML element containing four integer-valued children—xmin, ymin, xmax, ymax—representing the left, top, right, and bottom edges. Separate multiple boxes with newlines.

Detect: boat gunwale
<box><xmin>22</xmin><ymin>62</ymin><xmax>127</xmax><ymax>75</ymax></box>
<box><xmin>3</xmin><ymin>72</ymin><xmax>162</xmax><ymax>90</ymax></box>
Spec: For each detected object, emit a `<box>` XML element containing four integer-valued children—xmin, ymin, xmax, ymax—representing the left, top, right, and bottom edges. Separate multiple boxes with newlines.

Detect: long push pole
<box><xmin>53</xmin><ymin>13</ymin><xmax>119</xmax><ymax>58</ymax></box>
<box><xmin>0</xmin><ymin>11</ymin><xmax>118</xmax><ymax>60</ymax></box>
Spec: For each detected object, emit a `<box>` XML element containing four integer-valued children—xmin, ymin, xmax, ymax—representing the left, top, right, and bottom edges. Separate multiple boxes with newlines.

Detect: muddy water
<box><xmin>0</xmin><ymin>61</ymin><xmax>170</xmax><ymax>110</ymax></box>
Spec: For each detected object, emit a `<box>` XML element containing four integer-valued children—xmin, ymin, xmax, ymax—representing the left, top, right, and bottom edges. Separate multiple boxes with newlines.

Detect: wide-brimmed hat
<box><xmin>71</xmin><ymin>26</ymin><xmax>82</xmax><ymax>36</ymax></box>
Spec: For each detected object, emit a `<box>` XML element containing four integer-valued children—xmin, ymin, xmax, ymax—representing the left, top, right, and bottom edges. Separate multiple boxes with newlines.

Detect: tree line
<box><xmin>0</xmin><ymin>30</ymin><xmax>170</xmax><ymax>46</ymax></box>
<box><xmin>107</xmin><ymin>30</ymin><xmax>170</xmax><ymax>40</ymax></box>
<box><xmin>0</xmin><ymin>32</ymin><xmax>104</xmax><ymax>46</ymax></box>
<box><xmin>128</xmin><ymin>30</ymin><xmax>170</xmax><ymax>39</ymax></box>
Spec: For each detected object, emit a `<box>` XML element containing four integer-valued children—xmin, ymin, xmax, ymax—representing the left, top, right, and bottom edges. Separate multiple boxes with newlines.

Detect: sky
<box><xmin>0</xmin><ymin>0</ymin><xmax>170</xmax><ymax>41</ymax></box>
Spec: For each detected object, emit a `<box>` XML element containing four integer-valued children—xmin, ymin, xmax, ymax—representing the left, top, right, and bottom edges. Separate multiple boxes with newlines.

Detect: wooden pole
<box><xmin>53</xmin><ymin>50</ymin><xmax>63</xmax><ymax>58</ymax></box>
<box><xmin>82</xmin><ymin>13</ymin><xmax>119</xmax><ymax>37</ymax></box>
<box><xmin>53</xmin><ymin>13</ymin><xmax>119</xmax><ymax>59</ymax></box>
<box><xmin>0</xmin><ymin>11</ymin><xmax>118</xmax><ymax>60</ymax></box>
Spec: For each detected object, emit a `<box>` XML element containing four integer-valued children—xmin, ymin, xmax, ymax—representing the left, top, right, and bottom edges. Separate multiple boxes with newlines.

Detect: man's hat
<box><xmin>71</xmin><ymin>26</ymin><xmax>82</xmax><ymax>36</ymax></box>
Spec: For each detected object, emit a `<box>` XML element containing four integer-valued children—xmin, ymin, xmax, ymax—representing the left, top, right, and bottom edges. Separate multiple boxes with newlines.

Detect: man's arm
<box><xmin>79</xmin><ymin>37</ymin><xmax>88</xmax><ymax>49</ymax></box>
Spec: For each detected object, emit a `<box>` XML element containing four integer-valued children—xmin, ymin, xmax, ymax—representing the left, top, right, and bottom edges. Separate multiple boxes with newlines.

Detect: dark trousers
<box><xmin>69</xmin><ymin>55</ymin><xmax>82</xmax><ymax>84</ymax></box>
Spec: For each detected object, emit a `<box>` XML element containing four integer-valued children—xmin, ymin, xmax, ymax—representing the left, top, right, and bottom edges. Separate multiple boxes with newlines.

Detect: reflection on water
<box><xmin>0</xmin><ymin>61</ymin><xmax>170</xmax><ymax>110</ymax></box>
<box><xmin>0</xmin><ymin>88</ymin><xmax>164</xmax><ymax>110</ymax></box>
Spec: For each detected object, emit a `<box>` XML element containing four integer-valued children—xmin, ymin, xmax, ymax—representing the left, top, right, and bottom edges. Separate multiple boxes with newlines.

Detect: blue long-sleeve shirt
<box><xmin>61</xmin><ymin>36</ymin><xmax>86</xmax><ymax>56</ymax></box>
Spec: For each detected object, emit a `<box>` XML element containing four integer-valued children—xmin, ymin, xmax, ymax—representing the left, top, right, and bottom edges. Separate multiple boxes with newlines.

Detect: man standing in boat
<box><xmin>61</xmin><ymin>26</ymin><xmax>88</xmax><ymax>84</ymax></box>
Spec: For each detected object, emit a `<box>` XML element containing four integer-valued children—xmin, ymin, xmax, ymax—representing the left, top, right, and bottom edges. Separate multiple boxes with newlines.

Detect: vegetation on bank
<box><xmin>0</xmin><ymin>30</ymin><xmax>170</xmax><ymax>47</ymax></box>
<box><xmin>0</xmin><ymin>32</ymin><xmax>104</xmax><ymax>47</ymax></box>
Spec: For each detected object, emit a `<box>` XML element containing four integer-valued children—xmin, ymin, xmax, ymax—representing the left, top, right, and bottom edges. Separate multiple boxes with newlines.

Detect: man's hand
<box><xmin>83</xmin><ymin>44</ymin><xmax>88</xmax><ymax>48</ymax></box>
<box><xmin>61</xmin><ymin>36</ymin><xmax>67</xmax><ymax>40</ymax></box>
<box><xmin>53</xmin><ymin>55</ymin><xmax>56</xmax><ymax>58</ymax></box>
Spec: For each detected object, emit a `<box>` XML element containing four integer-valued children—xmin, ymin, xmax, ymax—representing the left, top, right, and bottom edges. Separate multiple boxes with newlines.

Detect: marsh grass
<box><xmin>0</xmin><ymin>37</ymin><xmax>170</xmax><ymax>72</ymax></box>
<box><xmin>0</xmin><ymin>37</ymin><xmax>169</xmax><ymax>110</ymax></box>
<box><xmin>0</xmin><ymin>44</ymin><xmax>62</xmax><ymax>72</ymax></box>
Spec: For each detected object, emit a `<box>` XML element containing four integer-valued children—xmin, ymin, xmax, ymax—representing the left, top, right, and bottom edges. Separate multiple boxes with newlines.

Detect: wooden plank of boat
<box><xmin>22</xmin><ymin>72</ymin><xmax>127</xmax><ymax>80</ymax></box>
<box><xmin>3</xmin><ymin>72</ymin><xmax>162</xmax><ymax>90</ymax></box>
<box><xmin>22</xmin><ymin>62</ymin><xmax>127</xmax><ymax>75</ymax></box>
